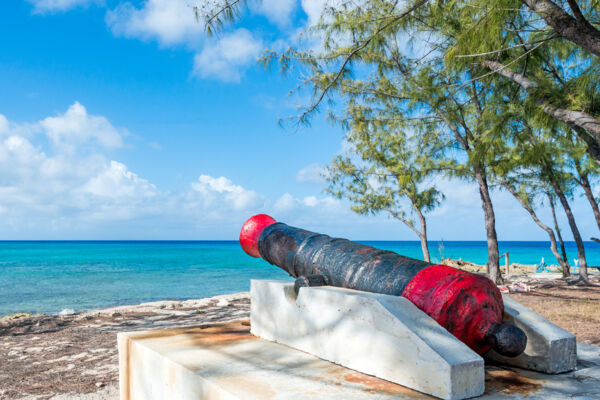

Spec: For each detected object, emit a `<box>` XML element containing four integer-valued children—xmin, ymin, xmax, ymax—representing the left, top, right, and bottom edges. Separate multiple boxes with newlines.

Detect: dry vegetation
<box><xmin>510</xmin><ymin>283</ymin><xmax>600</xmax><ymax>345</ymax></box>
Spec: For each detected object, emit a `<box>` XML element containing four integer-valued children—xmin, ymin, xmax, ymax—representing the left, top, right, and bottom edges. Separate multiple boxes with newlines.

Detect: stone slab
<box><xmin>250</xmin><ymin>280</ymin><xmax>484</xmax><ymax>400</ymax></box>
<box><xmin>485</xmin><ymin>294</ymin><xmax>577</xmax><ymax>374</ymax></box>
<box><xmin>118</xmin><ymin>320</ymin><xmax>600</xmax><ymax>400</ymax></box>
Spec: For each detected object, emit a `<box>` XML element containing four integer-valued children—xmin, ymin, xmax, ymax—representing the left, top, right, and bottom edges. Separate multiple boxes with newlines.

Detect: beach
<box><xmin>2</xmin><ymin>273</ymin><xmax>599</xmax><ymax>400</ymax></box>
<box><xmin>0</xmin><ymin>292</ymin><xmax>250</xmax><ymax>400</ymax></box>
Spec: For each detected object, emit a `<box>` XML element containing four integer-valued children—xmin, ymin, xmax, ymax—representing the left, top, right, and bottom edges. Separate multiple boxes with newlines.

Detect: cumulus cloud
<box><xmin>0</xmin><ymin>104</ymin><xmax>275</xmax><ymax>237</ymax></box>
<box><xmin>40</xmin><ymin>102</ymin><xmax>125</xmax><ymax>151</ymax></box>
<box><xmin>0</xmin><ymin>105</ymin><xmax>151</xmax><ymax>228</ymax></box>
<box><xmin>28</xmin><ymin>0</ymin><xmax>101</xmax><ymax>13</ymax></box>
<box><xmin>82</xmin><ymin>160</ymin><xmax>156</xmax><ymax>198</ymax></box>
<box><xmin>300</xmin><ymin>0</ymin><xmax>324</xmax><ymax>26</ymax></box>
<box><xmin>191</xmin><ymin>174</ymin><xmax>262</xmax><ymax>211</ymax></box>
<box><xmin>106</xmin><ymin>0</ymin><xmax>204</xmax><ymax>46</ymax></box>
<box><xmin>107</xmin><ymin>2</ymin><xmax>264</xmax><ymax>82</ymax></box>
<box><xmin>274</xmin><ymin>192</ymin><xmax>339</xmax><ymax>213</ymax></box>
<box><xmin>193</xmin><ymin>29</ymin><xmax>263</xmax><ymax>82</ymax></box>
<box><xmin>296</xmin><ymin>162</ymin><xmax>325</xmax><ymax>185</ymax></box>
<box><xmin>251</xmin><ymin>0</ymin><xmax>297</xmax><ymax>26</ymax></box>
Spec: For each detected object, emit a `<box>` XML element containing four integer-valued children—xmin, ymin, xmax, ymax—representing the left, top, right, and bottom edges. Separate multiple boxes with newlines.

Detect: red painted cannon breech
<box><xmin>240</xmin><ymin>214</ymin><xmax>526</xmax><ymax>357</ymax></box>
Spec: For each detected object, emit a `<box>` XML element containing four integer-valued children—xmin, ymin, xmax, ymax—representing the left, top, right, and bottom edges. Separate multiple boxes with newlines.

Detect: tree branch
<box><xmin>522</xmin><ymin>0</ymin><xmax>600</xmax><ymax>57</ymax></box>
<box><xmin>483</xmin><ymin>59</ymin><xmax>600</xmax><ymax>141</ymax></box>
<box><xmin>299</xmin><ymin>0</ymin><xmax>429</xmax><ymax>123</ymax></box>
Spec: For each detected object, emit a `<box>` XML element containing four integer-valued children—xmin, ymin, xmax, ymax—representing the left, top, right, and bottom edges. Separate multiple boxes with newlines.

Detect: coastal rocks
<box><xmin>0</xmin><ymin>292</ymin><xmax>251</xmax><ymax>400</ymax></box>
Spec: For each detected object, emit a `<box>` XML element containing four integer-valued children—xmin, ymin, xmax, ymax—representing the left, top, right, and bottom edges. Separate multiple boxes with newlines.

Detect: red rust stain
<box><xmin>342</xmin><ymin>371</ymin><xmax>428</xmax><ymax>397</ymax></box>
<box><xmin>186</xmin><ymin>321</ymin><xmax>255</xmax><ymax>346</ymax></box>
<box><xmin>355</xmin><ymin>248</ymin><xmax>373</xmax><ymax>255</ymax></box>
<box><xmin>485</xmin><ymin>370</ymin><xmax>542</xmax><ymax>396</ymax></box>
<box><xmin>128</xmin><ymin>320</ymin><xmax>254</xmax><ymax>347</ymax></box>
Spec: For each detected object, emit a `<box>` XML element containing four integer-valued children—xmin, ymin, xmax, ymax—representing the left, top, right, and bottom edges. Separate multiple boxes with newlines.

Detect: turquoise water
<box><xmin>1</xmin><ymin>240</ymin><xmax>599</xmax><ymax>316</ymax></box>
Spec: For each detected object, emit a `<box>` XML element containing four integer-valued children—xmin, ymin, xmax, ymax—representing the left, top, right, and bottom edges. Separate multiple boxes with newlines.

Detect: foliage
<box><xmin>326</xmin><ymin>103</ymin><xmax>443</xmax><ymax>261</ymax></box>
<box><xmin>191</xmin><ymin>0</ymin><xmax>600</xmax><ymax>282</ymax></box>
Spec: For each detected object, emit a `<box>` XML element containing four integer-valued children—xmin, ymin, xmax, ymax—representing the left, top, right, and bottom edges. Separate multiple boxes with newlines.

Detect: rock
<box><xmin>216</xmin><ymin>299</ymin><xmax>229</xmax><ymax>307</ymax></box>
<box><xmin>111</xmin><ymin>312</ymin><xmax>122</xmax><ymax>317</ymax></box>
<box><xmin>59</xmin><ymin>309</ymin><xmax>76</xmax><ymax>316</ymax></box>
<box><xmin>0</xmin><ymin>313</ymin><xmax>34</xmax><ymax>322</ymax></box>
<box><xmin>95</xmin><ymin>382</ymin><xmax>105</xmax><ymax>388</ymax></box>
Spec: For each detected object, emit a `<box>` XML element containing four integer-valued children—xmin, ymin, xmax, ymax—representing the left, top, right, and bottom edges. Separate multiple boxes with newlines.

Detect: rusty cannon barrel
<box><xmin>240</xmin><ymin>214</ymin><xmax>527</xmax><ymax>357</ymax></box>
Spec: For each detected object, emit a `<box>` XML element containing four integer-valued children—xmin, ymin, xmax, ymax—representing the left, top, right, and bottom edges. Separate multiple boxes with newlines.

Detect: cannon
<box><xmin>240</xmin><ymin>214</ymin><xmax>527</xmax><ymax>357</ymax></box>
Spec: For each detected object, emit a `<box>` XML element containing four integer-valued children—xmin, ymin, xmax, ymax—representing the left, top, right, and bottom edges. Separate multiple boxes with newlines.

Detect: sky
<box><xmin>0</xmin><ymin>0</ymin><xmax>598</xmax><ymax>241</ymax></box>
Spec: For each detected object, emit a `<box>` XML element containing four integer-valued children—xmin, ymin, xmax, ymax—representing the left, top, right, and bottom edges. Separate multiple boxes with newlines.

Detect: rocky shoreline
<box><xmin>0</xmin><ymin>293</ymin><xmax>251</xmax><ymax>400</ymax></box>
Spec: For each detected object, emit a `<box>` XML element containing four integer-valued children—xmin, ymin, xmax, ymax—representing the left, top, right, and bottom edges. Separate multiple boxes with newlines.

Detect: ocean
<box><xmin>1</xmin><ymin>240</ymin><xmax>599</xmax><ymax>317</ymax></box>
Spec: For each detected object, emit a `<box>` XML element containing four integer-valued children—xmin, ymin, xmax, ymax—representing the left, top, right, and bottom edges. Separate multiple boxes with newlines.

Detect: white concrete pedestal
<box><xmin>250</xmin><ymin>280</ymin><xmax>484</xmax><ymax>400</ymax></box>
<box><xmin>484</xmin><ymin>295</ymin><xmax>577</xmax><ymax>374</ymax></box>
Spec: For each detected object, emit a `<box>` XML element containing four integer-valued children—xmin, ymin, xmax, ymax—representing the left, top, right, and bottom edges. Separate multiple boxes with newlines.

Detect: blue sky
<box><xmin>0</xmin><ymin>0</ymin><xmax>598</xmax><ymax>241</ymax></box>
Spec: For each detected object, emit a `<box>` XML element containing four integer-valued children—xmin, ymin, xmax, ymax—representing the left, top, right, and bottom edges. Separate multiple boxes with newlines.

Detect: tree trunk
<box><xmin>552</xmin><ymin>183</ymin><xmax>589</xmax><ymax>282</ymax></box>
<box><xmin>475</xmin><ymin>170</ymin><xmax>502</xmax><ymax>284</ymax></box>
<box><xmin>521</xmin><ymin>0</ymin><xmax>600</xmax><ymax>58</ymax></box>
<box><xmin>578</xmin><ymin>170</ymin><xmax>600</xmax><ymax>230</ymax></box>
<box><xmin>386</xmin><ymin>207</ymin><xmax>431</xmax><ymax>262</ymax></box>
<box><xmin>502</xmin><ymin>181</ymin><xmax>569</xmax><ymax>271</ymax></box>
<box><xmin>416</xmin><ymin>208</ymin><xmax>431</xmax><ymax>262</ymax></box>
<box><xmin>547</xmin><ymin>191</ymin><xmax>571</xmax><ymax>277</ymax></box>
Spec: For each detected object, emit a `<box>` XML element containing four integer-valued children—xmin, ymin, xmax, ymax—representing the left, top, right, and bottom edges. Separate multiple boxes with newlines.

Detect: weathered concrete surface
<box><xmin>485</xmin><ymin>294</ymin><xmax>577</xmax><ymax>374</ymax></box>
<box><xmin>119</xmin><ymin>320</ymin><xmax>600</xmax><ymax>400</ymax></box>
<box><xmin>250</xmin><ymin>280</ymin><xmax>484</xmax><ymax>400</ymax></box>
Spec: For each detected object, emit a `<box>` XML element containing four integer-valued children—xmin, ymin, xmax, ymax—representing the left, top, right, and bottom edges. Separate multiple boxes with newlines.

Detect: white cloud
<box><xmin>252</xmin><ymin>0</ymin><xmax>297</xmax><ymax>26</ymax></box>
<box><xmin>28</xmin><ymin>0</ymin><xmax>101</xmax><ymax>13</ymax></box>
<box><xmin>191</xmin><ymin>174</ymin><xmax>262</xmax><ymax>211</ymax></box>
<box><xmin>193</xmin><ymin>29</ymin><xmax>262</xmax><ymax>82</ymax></box>
<box><xmin>107</xmin><ymin>2</ymin><xmax>263</xmax><ymax>82</ymax></box>
<box><xmin>39</xmin><ymin>102</ymin><xmax>125</xmax><ymax>151</ymax></box>
<box><xmin>274</xmin><ymin>192</ymin><xmax>295</xmax><ymax>211</ymax></box>
<box><xmin>303</xmin><ymin>195</ymin><xmax>319</xmax><ymax>206</ymax></box>
<box><xmin>300</xmin><ymin>0</ymin><xmax>323</xmax><ymax>26</ymax></box>
<box><xmin>0</xmin><ymin>105</ymin><xmax>153</xmax><ymax>230</ymax></box>
<box><xmin>300</xmin><ymin>0</ymin><xmax>348</xmax><ymax>26</ymax></box>
<box><xmin>0</xmin><ymin>115</ymin><xmax>9</xmax><ymax>135</ymax></box>
<box><xmin>0</xmin><ymin>104</ymin><xmax>280</xmax><ymax>238</ymax></box>
<box><xmin>106</xmin><ymin>0</ymin><xmax>204</xmax><ymax>46</ymax></box>
<box><xmin>82</xmin><ymin>160</ymin><xmax>156</xmax><ymax>198</ymax></box>
<box><xmin>296</xmin><ymin>162</ymin><xmax>325</xmax><ymax>185</ymax></box>
<box><xmin>274</xmin><ymin>192</ymin><xmax>339</xmax><ymax>213</ymax></box>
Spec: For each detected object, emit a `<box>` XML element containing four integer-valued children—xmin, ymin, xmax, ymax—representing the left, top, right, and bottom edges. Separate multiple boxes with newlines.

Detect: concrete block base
<box><xmin>118</xmin><ymin>320</ymin><xmax>600</xmax><ymax>400</ymax></box>
<box><xmin>485</xmin><ymin>294</ymin><xmax>577</xmax><ymax>374</ymax></box>
<box><xmin>250</xmin><ymin>280</ymin><xmax>484</xmax><ymax>400</ymax></box>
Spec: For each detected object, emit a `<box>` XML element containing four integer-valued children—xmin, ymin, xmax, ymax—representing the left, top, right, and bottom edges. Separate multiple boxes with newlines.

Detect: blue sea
<box><xmin>1</xmin><ymin>240</ymin><xmax>599</xmax><ymax>317</ymax></box>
